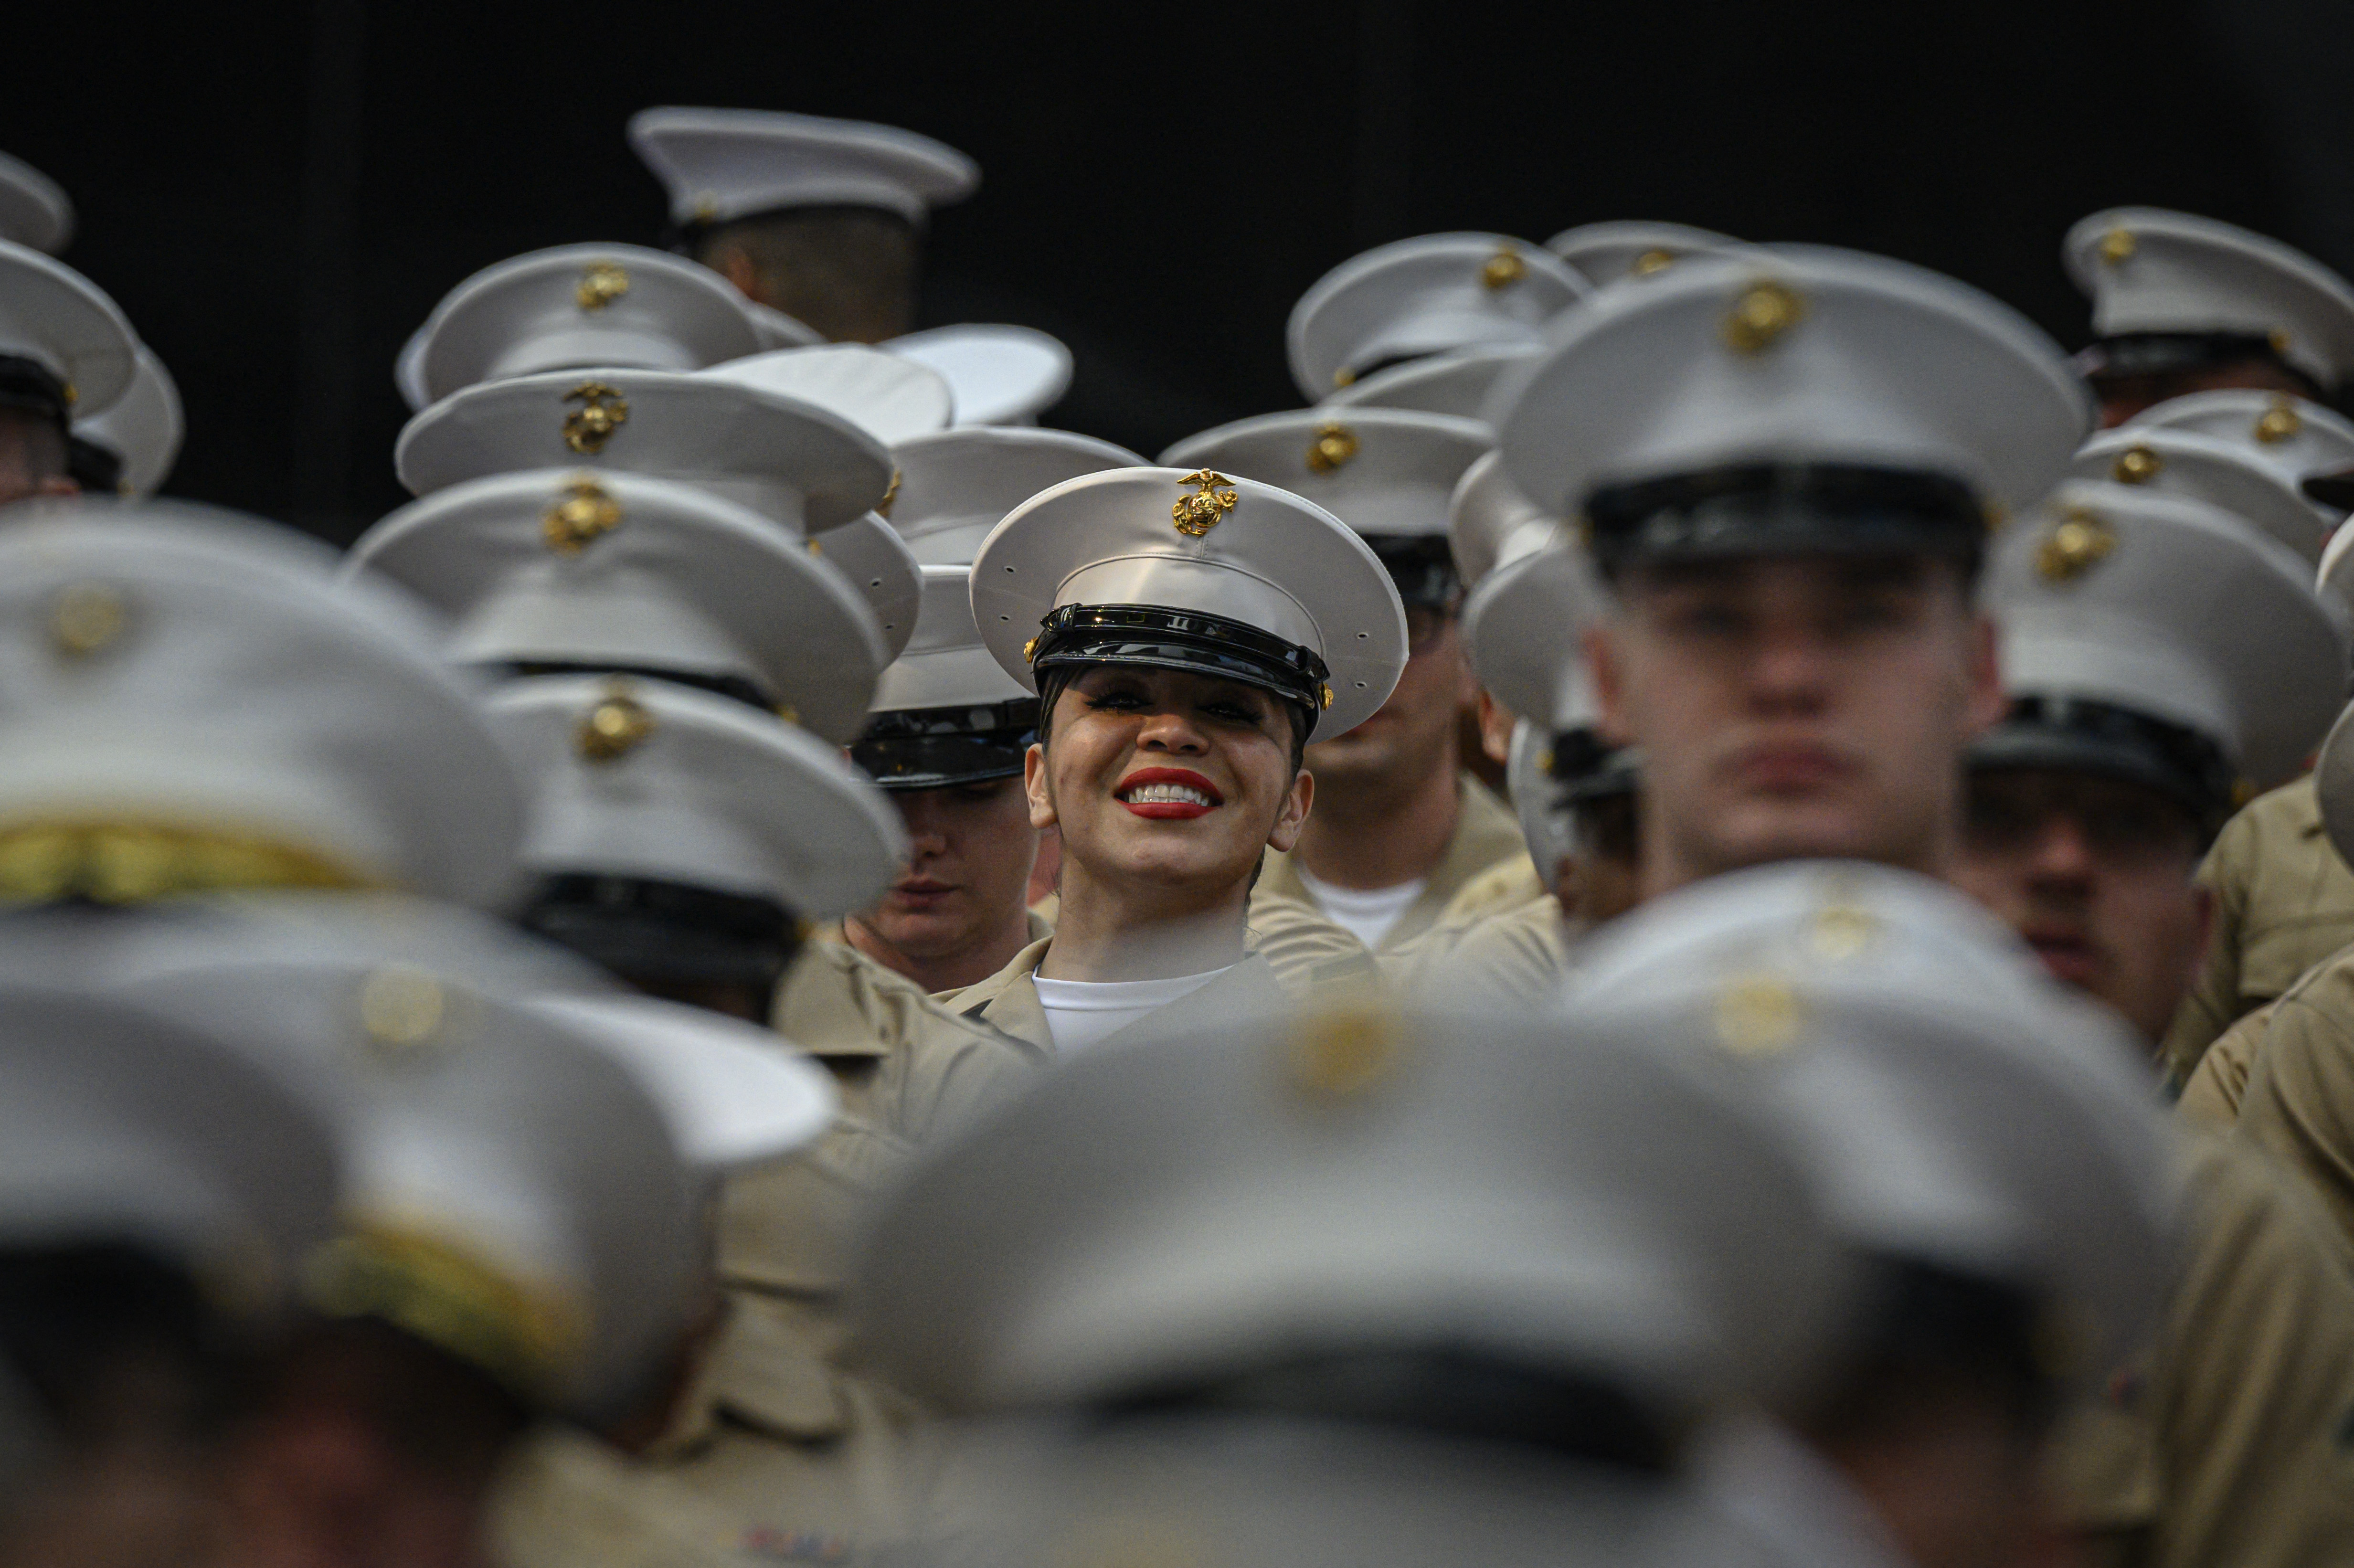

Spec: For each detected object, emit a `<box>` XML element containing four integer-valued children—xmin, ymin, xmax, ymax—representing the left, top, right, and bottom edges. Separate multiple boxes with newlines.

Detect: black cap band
<box><xmin>64</xmin><ymin>436</ymin><xmax>122</xmax><ymax>495</ymax></box>
<box><xmin>1028</xmin><ymin>603</ymin><xmax>1332</xmax><ymax>736</ymax></box>
<box><xmin>0</xmin><ymin>355</ymin><xmax>71</xmax><ymax>432</ymax></box>
<box><xmin>1970</xmin><ymin>695</ymin><xmax>2237</xmax><ymax>837</ymax></box>
<box><xmin>852</xmin><ymin>698</ymin><xmax>1039</xmax><ymax>790</ymax></box>
<box><xmin>500</xmin><ymin>661</ymin><xmax>778</xmax><ymax>716</ymax></box>
<box><xmin>519</xmin><ymin>873</ymin><xmax>802</xmax><ymax>992</ymax></box>
<box><xmin>1368</xmin><ymin>534</ymin><xmax>1460</xmax><ymax>609</ymax></box>
<box><xmin>1548</xmin><ymin>728</ymin><xmax>1641</xmax><ymax>805</ymax></box>
<box><xmin>2074</xmin><ymin>331</ymin><xmax>2325</xmax><ymax>395</ymax></box>
<box><xmin>1583</xmin><ymin>463</ymin><xmax>1987</xmax><ymax>575</ymax></box>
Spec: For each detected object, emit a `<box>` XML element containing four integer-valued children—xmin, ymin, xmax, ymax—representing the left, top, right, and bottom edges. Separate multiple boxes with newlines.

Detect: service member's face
<box><xmin>852</xmin><ymin>776</ymin><xmax>1039</xmax><ymax>959</ymax></box>
<box><xmin>1028</xmin><ymin>667</ymin><xmax>1311</xmax><ymax>900</ymax></box>
<box><xmin>1949</xmin><ymin>767</ymin><xmax>2212</xmax><ymax>1043</ymax></box>
<box><xmin>1305</xmin><ymin>604</ymin><xmax>1474</xmax><ymax>791</ymax></box>
<box><xmin>2093</xmin><ymin>360</ymin><xmax>2314</xmax><ymax>428</ymax></box>
<box><xmin>1592</xmin><ymin>555</ymin><xmax>2004</xmax><ymax>894</ymax></box>
<box><xmin>0</xmin><ymin>408</ymin><xmax>75</xmax><ymax>509</ymax></box>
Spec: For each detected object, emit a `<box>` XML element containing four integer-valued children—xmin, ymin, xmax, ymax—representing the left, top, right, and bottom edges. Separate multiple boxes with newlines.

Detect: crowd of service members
<box><xmin>5</xmin><ymin>109</ymin><xmax>2354</xmax><ymax>1568</ymax></box>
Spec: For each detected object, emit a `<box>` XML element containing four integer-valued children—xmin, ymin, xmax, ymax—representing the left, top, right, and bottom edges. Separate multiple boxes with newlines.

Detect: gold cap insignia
<box><xmin>561</xmin><ymin>381</ymin><xmax>629</xmax><ymax>455</ymax></box>
<box><xmin>2110</xmin><ymin>445</ymin><xmax>2163</xmax><ymax>485</ymax></box>
<box><xmin>48</xmin><ymin>581</ymin><xmax>128</xmax><ymax>658</ymax></box>
<box><xmin>1284</xmin><ymin>1003</ymin><xmax>1403</xmax><ymax>1102</ymax></box>
<box><xmin>1631</xmin><ymin>247</ymin><xmax>1676</xmax><ymax>276</ymax></box>
<box><xmin>1330</xmin><ymin>365</ymin><xmax>1356</xmax><ymax>389</ymax></box>
<box><xmin>1022</xmin><ymin>635</ymin><xmax>1040</xmax><ymax>661</ymax></box>
<box><xmin>1810</xmin><ymin>904</ymin><xmax>1877</xmax><ymax>960</ymax></box>
<box><xmin>876</xmin><ymin>467</ymin><xmax>901</xmax><ymax>519</ymax></box>
<box><xmin>358</xmin><ymin>965</ymin><xmax>449</xmax><ymax>1058</ymax></box>
<box><xmin>541</xmin><ymin>477</ymin><xmax>621</xmax><ymax>554</ymax></box>
<box><xmin>1319</xmin><ymin>681</ymin><xmax>1335</xmax><ymax>710</ymax></box>
<box><xmin>2255</xmin><ymin>397</ymin><xmax>2303</xmax><ymax>444</ymax></box>
<box><xmin>576</xmin><ymin>687</ymin><xmax>655</xmax><ymax>762</ymax></box>
<box><xmin>1480</xmin><ymin>245</ymin><xmax>1527</xmax><ymax>290</ymax></box>
<box><xmin>2097</xmin><ymin>228</ymin><xmax>2136</xmax><ymax>265</ymax></box>
<box><xmin>1305</xmin><ymin>421</ymin><xmax>1359</xmax><ymax>474</ymax></box>
<box><xmin>576</xmin><ymin>261</ymin><xmax>630</xmax><ymax>311</ymax></box>
<box><xmin>305</xmin><ymin>1224</ymin><xmax>585</xmax><ymax>1397</ymax></box>
<box><xmin>2036</xmin><ymin>506</ymin><xmax>2117</xmax><ymax>583</ymax></box>
<box><xmin>1722</xmin><ymin>280</ymin><xmax>1805</xmax><ymax>355</ymax></box>
<box><xmin>2269</xmin><ymin>327</ymin><xmax>2293</xmax><ymax>355</ymax></box>
<box><xmin>59</xmin><ymin>381</ymin><xmax>75</xmax><ymax>408</ymax></box>
<box><xmin>1714</xmin><ymin>974</ymin><xmax>1803</xmax><ymax>1057</ymax></box>
<box><xmin>1172</xmin><ymin>470</ymin><xmax>1238</xmax><ymax>538</ymax></box>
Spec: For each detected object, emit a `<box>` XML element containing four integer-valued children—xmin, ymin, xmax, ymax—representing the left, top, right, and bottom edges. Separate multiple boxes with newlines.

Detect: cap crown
<box><xmin>628</xmin><ymin>106</ymin><xmax>977</xmax><ymax>226</ymax></box>
<box><xmin>0</xmin><ymin>239</ymin><xmax>137</xmax><ymax>415</ymax></box>
<box><xmin>1287</xmin><ymin>233</ymin><xmax>1590</xmax><ymax>402</ymax></box>
<box><xmin>0</xmin><ymin>152</ymin><xmax>72</xmax><ymax>254</ymax></box>
<box><xmin>1160</xmin><ymin>408</ymin><xmax>1493</xmax><ymax>540</ymax></box>
<box><xmin>885</xmin><ymin>324</ymin><xmax>1072</xmax><ymax>427</ymax></box>
<box><xmin>1543</xmin><ymin>219</ymin><xmax>1739</xmax><ymax>283</ymax></box>
<box><xmin>2125</xmin><ymin>389</ymin><xmax>2354</xmax><ymax>509</ymax></box>
<box><xmin>874</xmin><ymin>565</ymin><xmax>1032</xmax><ymax>713</ymax></box>
<box><xmin>2074</xmin><ymin>425</ymin><xmax>2329</xmax><ymax>566</ymax></box>
<box><xmin>887</xmin><ymin>425</ymin><xmax>1144</xmax><ymax>566</ymax></box>
<box><xmin>697</xmin><ymin>344</ymin><xmax>953</xmax><ymax>445</ymax></box>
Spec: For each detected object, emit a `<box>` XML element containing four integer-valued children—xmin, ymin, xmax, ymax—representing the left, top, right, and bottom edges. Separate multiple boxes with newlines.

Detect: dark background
<box><xmin>12</xmin><ymin>0</ymin><xmax>2354</xmax><ymax>544</ymax></box>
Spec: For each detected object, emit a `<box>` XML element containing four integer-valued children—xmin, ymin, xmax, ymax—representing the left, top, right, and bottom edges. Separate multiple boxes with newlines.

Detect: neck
<box><xmin>1643</xmin><ymin>812</ymin><xmax>1959</xmax><ymax>900</ymax></box>
<box><xmin>843</xmin><ymin>901</ymin><xmax>1035</xmax><ymax>994</ymax></box>
<box><xmin>1292</xmin><ymin>760</ymin><xmax>1461</xmax><ymax>891</ymax></box>
<box><xmin>1040</xmin><ymin>858</ymin><xmax>1251</xmax><ymax>982</ymax></box>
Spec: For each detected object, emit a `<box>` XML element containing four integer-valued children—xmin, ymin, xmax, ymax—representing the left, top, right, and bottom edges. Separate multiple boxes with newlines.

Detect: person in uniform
<box><xmin>1573</xmin><ymin>861</ymin><xmax>2182</xmax><ymax>1568</ymax></box>
<box><xmin>945</xmin><ymin>466</ymin><xmax>1406</xmax><ymax>1051</ymax></box>
<box><xmin>0</xmin><ymin>240</ymin><xmax>138</xmax><ymax>508</ymax></box>
<box><xmin>1161</xmin><ymin>408</ymin><xmax>1521</xmax><ymax>954</ymax></box>
<box><xmin>2062</xmin><ymin>208</ymin><xmax>2354</xmax><ymax>427</ymax></box>
<box><xmin>848</xmin><ymin>995</ymin><xmax>1859</xmax><ymax>1568</ymax></box>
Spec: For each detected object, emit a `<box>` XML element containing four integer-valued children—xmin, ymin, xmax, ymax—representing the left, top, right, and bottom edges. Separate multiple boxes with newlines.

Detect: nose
<box><xmin>1135</xmin><ymin>703</ymin><xmax>1209</xmax><ymax>755</ymax></box>
<box><xmin>2023</xmin><ymin>810</ymin><xmax>2098</xmax><ymax>887</ymax></box>
<box><xmin>1745</xmin><ymin>624</ymin><xmax>1834</xmax><ymax>714</ymax></box>
<box><xmin>894</xmin><ymin>795</ymin><xmax>951</xmax><ymax>858</ymax></box>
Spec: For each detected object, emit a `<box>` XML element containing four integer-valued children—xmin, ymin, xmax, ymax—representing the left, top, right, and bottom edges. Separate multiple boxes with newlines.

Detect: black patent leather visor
<box><xmin>1969</xmin><ymin>696</ymin><xmax>2237</xmax><ymax>838</ymax></box>
<box><xmin>1028</xmin><ymin>604</ymin><xmax>1333</xmax><ymax>736</ymax></box>
<box><xmin>1584</xmin><ymin>463</ymin><xmax>1987</xmax><ymax>574</ymax></box>
<box><xmin>852</xmin><ymin>699</ymin><xmax>1039</xmax><ymax>791</ymax></box>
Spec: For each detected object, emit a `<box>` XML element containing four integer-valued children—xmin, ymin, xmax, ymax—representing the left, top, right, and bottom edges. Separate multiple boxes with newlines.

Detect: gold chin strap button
<box><xmin>575</xmin><ymin>261</ymin><xmax>630</xmax><ymax>311</ymax></box>
<box><xmin>1631</xmin><ymin>247</ymin><xmax>1676</xmax><ymax>276</ymax></box>
<box><xmin>876</xmin><ymin>468</ymin><xmax>901</xmax><ymax>519</ymax></box>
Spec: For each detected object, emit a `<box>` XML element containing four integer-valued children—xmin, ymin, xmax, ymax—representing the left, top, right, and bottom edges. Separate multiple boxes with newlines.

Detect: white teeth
<box><xmin>1124</xmin><ymin>782</ymin><xmax>1213</xmax><ymax>806</ymax></box>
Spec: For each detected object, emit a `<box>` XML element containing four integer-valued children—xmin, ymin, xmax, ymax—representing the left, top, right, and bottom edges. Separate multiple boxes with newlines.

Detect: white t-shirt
<box><xmin>1031</xmin><ymin>966</ymin><xmax>1232</xmax><ymax>1055</ymax></box>
<box><xmin>1294</xmin><ymin>867</ymin><xmax>1427</xmax><ymax>951</ymax></box>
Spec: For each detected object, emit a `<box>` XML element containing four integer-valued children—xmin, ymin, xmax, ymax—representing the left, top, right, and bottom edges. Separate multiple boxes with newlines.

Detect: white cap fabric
<box><xmin>854</xmin><ymin>1001</ymin><xmax>1855</xmax><ymax>1420</ymax></box>
<box><xmin>808</xmin><ymin>510</ymin><xmax>923</xmax><ymax>660</ymax></box>
<box><xmin>1493</xmin><ymin>244</ymin><xmax>2090</xmax><ymax>537</ymax></box>
<box><xmin>884</xmin><ymin>324</ymin><xmax>1072</xmax><ymax>426</ymax></box>
<box><xmin>628</xmin><ymin>106</ymin><xmax>978</xmax><ymax>228</ymax></box>
<box><xmin>885</xmin><ymin>424</ymin><xmax>1145</xmax><ymax>565</ymax></box>
<box><xmin>2072</xmin><ymin>425</ymin><xmax>2330</xmax><ymax>566</ymax></box>
<box><xmin>415</xmin><ymin>243</ymin><xmax>764</xmax><ymax>406</ymax></box>
<box><xmin>2065</xmin><ymin>208</ymin><xmax>2354</xmax><ymax>390</ymax></box>
<box><xmin>1448</xmin><ymin>448</ymin><xmax>1566</xmax><ymax>586</ymax></box>
<box><xmin>697</xmin><ymin>343</ymin><xmax>952</xmax><ymax>445</ymax></box>
<box><xmin>1986</xmin><ymin>480</ymin><xmax>2346</xmax><ymax>792</ymax></box>
<box><xmin>346</xmin><ymin>468</ymin><xmax>889</xmax><ymax>742</ymax></box>
<box><xmin>2318</xmin><ymin>521</ymin><xmax>2354</xmax><ymax>612</ymax></box>
<box><xmin>746</xmin><ymin>301</ymin><xmax>824</xmax><ymax>350</ymax></box>
<box><xmin>488</xmin><ymin>674</ymin><xmax>905</xmax><ymax>920</ymax></box>
<box><xmin>0</xmin><ymin>501</ymin><xmax>521</xmax><ymax>907</ymax></box>
<box><xmin>0</xmin><ymin>240</ymin><xmax>137</xmax><ymax>416</ymax></box>
<box><xmin>72</xmin><ymin>343</ymin><xmax>182</xmax><ymax>496</ymax></box>
<box><xmin>2310</xmin><ymin>701</ymin><xmax>2354</xmax><ymax>870</ymax></box>
<box><xmin>2124</xmin><ymin>389</ymin><xmax>2354</xmax><ymax>514</ymax></box>
<box><xmin>1506</xmin><ymin>719</ymin><xmax>1573</xmax><ymax>895</ymax></box>
<box><xmin>393</xmin><ymin>317</ymin><xmax>434</xmax><ymax>413</ymax></box>
<box><xmin>1544</xmin><ymin>220</ymin><xmax>1739</xmax><ymax>284</ymax></box>
<box><xmin>1569</xmin><ymin>859</ymin><xmax>2178</xmax><ymax>1385</ymax></box>
<box><xmin>396</xmin><ymin>366</ymin><xmax>893</xmax><ymax>534</ymax></box>
<box><xmin>1460</xmin><ymin>542</ymin><xmax>1609</xmax><ymax>738</ymax></box>
<box><xmin>1159</xmin><ymin>408</ymin><xmax>1493</xmax><ymax>540</ymax></box>
<box><xmin>874</xmin><ymin>564</ymin><xmax>1034</xmax><ymax>713</ymax></box>
<box><xmin>0</xmin><ymin>154</ymin><xmax>71</xmax><ymax>255</ymax></box>
<box><xmin>1319</xmin><ymin>341</ymin><xmax>1538</xmax><ymax>425</ymax></box>
<box><xmin>971</xmin><ymin>466</ymin><xmax>1409</xmax><ymax>736</ymax></box>
<box><xmin>1287</xmin><ymin>233</ymin><xmax>1591</xmax><ymax>401</ymax></box>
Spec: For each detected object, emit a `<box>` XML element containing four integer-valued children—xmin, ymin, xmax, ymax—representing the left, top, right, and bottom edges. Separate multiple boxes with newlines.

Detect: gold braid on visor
<box><xmin>304</xmin><ymin>1223</ymin><xmax>587</xmax><ymax>1399</ymax></box>
<box><xmin>0</xmin><ymin>823</ymin><xmax>373</xmax><ymax>903</ymax></box>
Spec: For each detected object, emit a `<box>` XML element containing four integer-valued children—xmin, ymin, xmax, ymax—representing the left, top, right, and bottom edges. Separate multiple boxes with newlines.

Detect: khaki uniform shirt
<box><xmin>1388</xmin><ymin>890</ymin><xmax>1576</xmax><ymax>1009</ymax></box>
<box><xmin>489</xmin><ymin>1423</ymin><xmax>785</xmax><ymax>1568</ymax></box>
<box><xmin>1251</xmin><ymin>773</ymin><xmax>1530</xmax><ymax>955</ymax></box>
<box><xmin>2177</xmin><ymin>1002</ymin><xmax>2279</xmax><ymax>1133</ymax></box>
<box><xmin>2161</xmin><ymin>777</ymin><xmax>2354</xmax><ymax>1090</ymax></box>
<box><xmin>1029</xmin><ymin>893</ymin><xmax>1369</xmax><ymax>996</ymax></box>
<box><xmin>2046</xmin><ymin>1134</ymin><xmax>2354</xmax><ymax>1568</ymax></box>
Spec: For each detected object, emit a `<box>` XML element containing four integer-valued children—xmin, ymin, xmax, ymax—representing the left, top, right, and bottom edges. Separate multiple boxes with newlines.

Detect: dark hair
<box><xmin>1035</xmin><ymin>663</ymin><xmax>1311</xmax><ymax>774</ymax></box>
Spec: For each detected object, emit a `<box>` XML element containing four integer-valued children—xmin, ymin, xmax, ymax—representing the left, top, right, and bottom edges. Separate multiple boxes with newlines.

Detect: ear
<box><xmin>1588</xmin><ymin>623</ymin><xmax>1635</xmax><ymax>747</ymax></box>
<box><xmin>1266</xmin><ymin>766</ymin><xmax>1315</xmax><ymax>853</ymax></box>
<box><xmin>712</xmin><ymin>244</ymin><xmax>759</xmax><ymax>300</ymax></box>
<box><xmin>1961</xmin><ymin>610</ymin><xmax>2007</xmax><ymax>734</ymax></box>
<box><xmin>1476</xmin><ymin>688</ymin><xmax>1515</xmax><ymax>764</ymax></box>
<box><xmin>36</xmin><ymin>475</ymin><xmax>77</xmax><ymax>498</ymax></box>
<box><xmin>1023</xmin><ymin>742</ymin><xmax>1057</xmax><ymax>830</ymax></box>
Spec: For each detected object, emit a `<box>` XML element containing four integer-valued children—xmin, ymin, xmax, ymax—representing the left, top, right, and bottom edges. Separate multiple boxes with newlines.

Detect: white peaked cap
<box><xmin>1988</xmin><ymin>480</ymin><xmax>2347</xmax><ymax>791</ymax></box>
<box><xmin>0</xmin><ymin>153</ymin><xmax>72</xmax><ymax>255</ymax></box>
<box><xmin>971</xmin><ymin>466</ymin><xmax>1409</xmax><ymax>737</ymax></box>
<box><xmin>808</xmin><ymin>511</ymin><xmax>923</xmax><ymax>661</ymax></box>
<box><xmin>1288</xmin><ymin>233</ymin><xmax>1591</xmax><ymax>402</ymax></box>
<box><xmin>2073</xmin><ymin>425</ymin><xmax>2330</xmax><ymax>567</ymax></box>
<box><xmin>1448</xmin><ymin>447</ymin><xmax>1567</xmax><ymax>586</ymax></box>
<box><xmin>1493</xmin><ymin>244</ymin><xmax>2090</xmax><ymax>527</ymax></box>
<box><xmin>346</xmin><ymin>468</ymin><xmax>889</xmax><ymax>742</ymax></box>
<box><xmin>874</xmin><ymin>565</ymin><xmax>1033</xmax><ymax>713</ymax></box>
<box><xmin>1506</xmin><ymin>719</ymin><xmax>1574</xmax><ymax>896</ymax></box>
<box><xmin>2125</xmin><ymin>389</ymin><xmax>2354</xmax><ymax>515</ymax></box>
<box><xmin>747</xmin><ymin>301</ymin><xmax>824</xmax><ymax>350</ymax></box>
<box><xmin>698</xmin><ymin>343</ymin><xmax>953</xmax><ymax>445</ymax></box>
<box><xmin>397</xmin><ymin>366</ymin><xmax>893</xmax><ymax>533</ymax></box>
<box><xmin>2066</xmin><ymin>208</ymin><xmax>2354</xmax><ymax>389</ymax></box>
<box><xmin>1570</xmin><ymin>859</ymin><xmax>2179</xmax><ymax>1386</ymax></box>
<box><xmin>415</xmin><ymin>243</ymin><xmax>764</xmax><ymax>406</ymax></box>
<box><xmin>854</xmin><ymin>1001</ymin><xmax>1856</xmax><ymax>1420</ymax></box>
<box><xmin>488</xmin><ymin>674</ymin><xmax>905</xmax><ymax>921</ymax></box>
<box><xmin>1544</xmin><ymin>220</ymin><xmax>1740</xmax><ymax>284</ymax></box>
<box><xmin>0</xmin><ymin>240</ymin><xmax>137</xmax><ymax>415</ymax></box>
<box><xmin>884</xmin><ymin>324</ymin><xmax>1073</xmax><ymax>426</ymax></box>
<box><xmin>1460</xmin><ymin>542</ymin><xmax>1610</xmax><ymax>737</ymax></box>
<box><xmin>2310</xmin><ymin>701</ymin><xmax>2354</xmax><ymax>871</ymax></box>
<box><xmin>0</xmin><ymin>501</ymin><xmax>521</xmax><ymax>907</ymax></box>
<box><xmin>885</xmin><ymin>424</ymin><xmax>1144</xmax><ymax>565</ymax></box>
<box><xmin>1319</xmin><ymin>341</ymin><xmax>1539</xmax><ymax>425</ymax></box>
<box><xmin>72</xmin><ymin>343</ymin><xmax>183</xmax><ymax>496</ymax></box>
<box><xmin>628</xmin><ymin>106</ymin><xmax>978</xmax><ymax>227</ymax></box>
<box><xmin>1159</xmin><ymin>407</ymin><xmax>1493</xmax><ymax>540</ymax></box>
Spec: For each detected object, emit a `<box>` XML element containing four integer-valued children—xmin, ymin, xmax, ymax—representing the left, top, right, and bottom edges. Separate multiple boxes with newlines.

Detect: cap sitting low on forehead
<box><xmin>854</xmin><ymin>565</ymin><xmax>1039</xmax><ymax>792</ymax></box>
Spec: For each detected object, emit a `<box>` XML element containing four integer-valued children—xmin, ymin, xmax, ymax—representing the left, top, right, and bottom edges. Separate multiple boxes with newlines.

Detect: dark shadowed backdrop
<box><xmin>9</xmin><ymin>0</ymin><xmax>2349</xmax><ymax>541</ymax></box>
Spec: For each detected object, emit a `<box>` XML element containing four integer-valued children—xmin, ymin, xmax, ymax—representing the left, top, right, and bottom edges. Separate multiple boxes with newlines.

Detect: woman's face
<box><xmin>1026</xmin><ymin>665</ymin><xmax>1312</xmax><ymax>902</ymax></box>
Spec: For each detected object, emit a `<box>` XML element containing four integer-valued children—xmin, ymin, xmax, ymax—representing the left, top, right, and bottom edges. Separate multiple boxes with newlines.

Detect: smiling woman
<box><xmin>943</xmin><ymin>466</ymin><xmax>1409</xmax><ymax>1054</ymax></box>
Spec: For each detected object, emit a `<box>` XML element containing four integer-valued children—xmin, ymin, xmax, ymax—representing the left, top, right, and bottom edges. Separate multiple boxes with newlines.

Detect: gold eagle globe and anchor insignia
<box><xmin>2036</xmin><ymin>506</ymin><xmax>2118</xmax><ymax>583</ymax></box>
<box><xmin>561</xmin><ymin>381</ymin><xmax>629</xmax><ymax>456</ymax></box>
<box><xmin>1305</xmin><ymin>421</ymin><xmax>1359</xmax><ymax>474</ymax></box>
<box><xmin>1172</xmin><ymin>470</ymin><xmax>1238</xmax><ymax>538</ymax></box>
<box><xmin>575</xmin><ymin>686</ymin><xmax>656</xmax><ymax>762</ymax></box>
<box><xmin>541</xmin><ymin>477</ymin><xmax>622</xmax><ymax>554</ymax></box>
<box><xmin>575</xmin><ymin>261</ymin><xmax>630</xmax><ymax>311</ymax></box>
